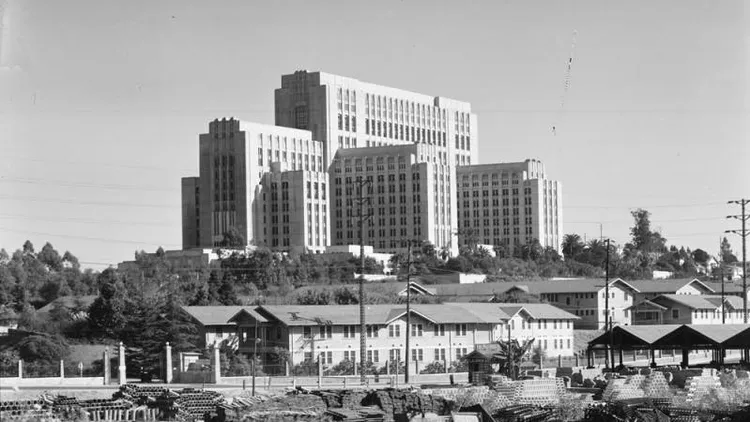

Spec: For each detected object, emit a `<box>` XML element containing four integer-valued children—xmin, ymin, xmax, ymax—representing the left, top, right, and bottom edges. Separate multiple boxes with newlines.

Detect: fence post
<box><xmin>60</xmin><ymin>360</ymin><xmax>64</xmax><ymax>380</ymax></box>
<box><xmin>18</xmin><ymin>360</ymin><xmax>23</xmax><ymax>379</ymax></box>
<box><xmin>118</xmin><ymin>342</ymin><xmax>126</xmax><ymax>385</ymax></box>
<box><xmin>285</xmin><ymin>361</ymin><xmax>290</xmax><ymax>377</ymax></box>
<box><xmin>444</xmin><ymin>359</ymin><xmax>448</xmax><ymax>373</ymax></box>
<box><xmin>104</xmin><ymin>348</ymin><xmax>110</xmax><ymax>385</ymax></box>
<box><xmin>353</xmin><ymin>358</ymin><xmax>357</xmax><ymax>376</ymax></box>
<box><xmin>213</xmin><ymin>347</ymin><xmax>221</xmax><ymax>384</ymax></box>
<box><xmin>317</xmin><ymin>359</ymin><xmax>322</xmax><ymax>390</ymax></box>
<box><xmin>165</xmin><ymin>342</ymin><xmax>173</xmax><ymax>384</ymax></box>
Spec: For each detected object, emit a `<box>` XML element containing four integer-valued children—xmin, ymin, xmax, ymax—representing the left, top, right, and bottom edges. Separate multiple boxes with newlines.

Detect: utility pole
<box><xmin>720</xmin><ymin>237</ymin><xmax>726</xmax><ymax>324</ymax></box>
<box><xmin>353</xmin><ymin>176</ymin><xmax>372</xmax><ymax>385</ymax></box>
<box><xmin>405</xmin><ymin>241</ymin><xmax>413</xmax><ymax>384</ymax></box>
<box><xmin>605</xmin><ymin>238</ymin><xmax>614</xmax><ymax>370</ymax></box>
<box><xmin>727</xmin><ymin>199</ymin><xmax>749</xmax><ymax>323</ymax></box>
<box><xmin>727</xmin><ymin>199</ymin><xmax>749</xmax><ymax>363</ymax></box>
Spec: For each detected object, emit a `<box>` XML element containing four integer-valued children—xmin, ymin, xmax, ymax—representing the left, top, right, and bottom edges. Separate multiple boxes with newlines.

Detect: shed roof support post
<box><xmin>650</xmin><ymin>348</ymin><xmax>656</xmax><ymax>368</ymax></box>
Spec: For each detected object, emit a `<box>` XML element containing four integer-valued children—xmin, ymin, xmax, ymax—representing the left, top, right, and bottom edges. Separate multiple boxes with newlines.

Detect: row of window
<box><xmin>309</xmin><ymin>347</ymin><xmax>470</xmax><ymax>364</ymax></box>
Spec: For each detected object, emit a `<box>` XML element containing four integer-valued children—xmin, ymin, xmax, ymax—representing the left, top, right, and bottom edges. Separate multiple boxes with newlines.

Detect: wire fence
<box><xmin>0</xmin><ymin>360</ymin><xmax>105</xmax><ymax>379</ymax></box>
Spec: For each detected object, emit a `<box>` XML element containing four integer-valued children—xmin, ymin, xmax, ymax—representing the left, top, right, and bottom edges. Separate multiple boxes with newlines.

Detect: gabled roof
<box><xmin>227</xmin><ymin>308</ymin><xmax>269</xmax><ymax>324</ymax></box>
<box><xmin>589</xmin><ymin>324</ymin><xmax>681</xmax><ymax>347</ymax></box>
<box><xmin>627</xmin><ymin>278</ymin><xmax>714</xmax><ymax>294</ymax></box>
<box><xmin>703</xmin><ymin>282</ymin><xmax>745</xmax><ymax>294</ymax></box>
<box><xmin>652</xmin><ymin>324</ymin><xmax>750</xmax><ymax>347</ymax></box>
<box><xmin>257</xmin><ymin>303</ymin><xmax>578</xmax><ymax>326</ymax></box>
<box><xmin>434</xmin><ymin>278</ymin><xmax>634</xmax><ymax>298</ymax></box>
<box><xmin>626</xmin><ymin>300</ymin><xmax>668</xmax><ymax>311</ymax></box>
<box><xmin>650</xmin><ymin>294</ymin><xmax>721</xmax><ymax>310</ymax></box>
<box><xmin>397</xmin><ymin>281</ymin><xmax>437</xmax><ymax>296</ymax></box>
<box><xmin>181</xmin><ymin>306</ymin><xmax>250</xmax><ymax>326</ymax></box>
<box><xmin>505</xmin><ymin>303</ymin><xmax>580</xmax><ymax>320</ymax></box>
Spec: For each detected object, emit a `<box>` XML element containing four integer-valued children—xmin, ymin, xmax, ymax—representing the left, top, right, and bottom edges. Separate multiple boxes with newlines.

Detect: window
<box><xmin>389</xmin><ymin>349</ymin><xmax>402</xmax><ymax>362</ymax></box>
<box><xmin>672</xmin><ymin>309</ymin><xmax>679</xmax><ymax>319</ymax></box>
<box><xmin>455</xmin><ymin>348</ymin><xmax>468</xmax><ymax>358</ymax></box>
<box><xmin>319</xmin><ymin>325</ymin><xmax>332</xmax><ymax>339</ymax></box>
<box><xmin>434</xmin><ymin>324</ymin><xmax>445</xmax><ymax>336</ymax></box>
<box><xmin>303</xmin><ymin>327</ymin><xmax>312</xmax><ymax>338</ymax></box>
<box><xmin>319</xmin><ymin>351</ymin><xmax>333</xmax><ymax>365</ymax></box>
<box><xmin>344</xmin><ymin>350</ymin><xmax>356</xmax><ymax>361</ymax></box>
<box><xmin>389</xmin><ymin>324</ymin><xmax>401</xmax><ymax>337</ymax></box>
<box><xmin>412</xmin><ymin>349</ymin><xmax>424</xmax><ymax>362</ymax></box>
<box><xmin>367</xmin><ymin>350</ymin><xmax>380</xmax><ymax>363</ymax></box>
<box><xmin>455</xmin><ymin>324</ymin><xmax>467</xmax><ymax>336</ymax></box>
<box><xmin>367</xmin><ymin>325</ymin><xmax>379</xmax><ymax>338</ymax></box>
<box><xmin>304</xmin><ymin>352</ymin><xmax>313</xmax><ymax>362</ymax></box>
<box><xmin>434</xmin><ymin>348</ymin><xmax>446</xmax><ymax>362</ymax></box>
<box><xmin>411</xmin><ymin>324</ymin><xmax>423</xmax><ymax>337</ymax></box>
<box><xmin>344</xmin><ymin>325</ymin><xmax>357</xmax><ymax>338</ymax></box>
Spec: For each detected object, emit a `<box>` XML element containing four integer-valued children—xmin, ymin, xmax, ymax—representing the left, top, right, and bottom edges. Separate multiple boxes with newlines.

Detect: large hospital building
<box><xmin>181</xmin><ymin>70</ymin><xmax>563</xmax><ymax>255</ymax></box>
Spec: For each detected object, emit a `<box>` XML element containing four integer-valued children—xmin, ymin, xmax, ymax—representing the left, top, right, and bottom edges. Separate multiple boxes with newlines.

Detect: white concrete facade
<box><xmin>275</xmin><ymin>70</ymin><xmax>479</xmax><ymax>169</ymax></box>
<box><xmin>330</xmin><ymin>144</ymin><xmax>459</xmax><ymax>255</ymax></box>
<box><xmin>183</xmin><ymin>118</ymin><xmax>326</xmax><ymax>251</ymax></box>
<box><xmin>456</xmin><ymin>159</ymin><xmax>563</xmax><ymax>254</ymax></box>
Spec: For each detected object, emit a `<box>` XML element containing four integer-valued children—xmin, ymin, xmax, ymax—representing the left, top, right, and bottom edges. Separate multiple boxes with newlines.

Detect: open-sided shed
<box><xmin>587</xmin><ymin>324</ymin><xmax>750</xmax><ymax>369</ymax></box>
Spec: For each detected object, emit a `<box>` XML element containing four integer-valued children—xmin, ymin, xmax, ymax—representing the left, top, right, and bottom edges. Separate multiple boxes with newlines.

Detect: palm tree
<box><xmin>491</xmin><ymin>338</ymin><xmax>535</xmax><ymax>380</ymax></box>
<box><xmin>562</xmin><ymin>234</ymin><xmax>583</xmax><ymax>260</ymax></box>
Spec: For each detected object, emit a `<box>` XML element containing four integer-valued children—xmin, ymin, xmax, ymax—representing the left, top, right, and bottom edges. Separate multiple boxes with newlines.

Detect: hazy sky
<box><xmin>0</xmin><ymin>0</ymin><xmax>747</xmax><ymax>269</ymax></box>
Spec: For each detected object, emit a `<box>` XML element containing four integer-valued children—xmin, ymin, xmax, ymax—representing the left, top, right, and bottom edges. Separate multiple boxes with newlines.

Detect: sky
<box><xmin>0</xmin><ymin>0</ymin><xmax>748</xmax><ymax>269</ymax></box>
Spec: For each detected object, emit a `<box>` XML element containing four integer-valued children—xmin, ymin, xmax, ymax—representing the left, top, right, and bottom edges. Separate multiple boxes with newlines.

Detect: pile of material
<box><xmin>492</xmin><ymin>404</ymin><xmax>558</xmax><ymax>422</ymax></box>
<box><xmin>0</xmin><ymin>399</ymin><xmax>52</xmax><ymax>420</ymax></box>
<box><xmin>174</xmin><ymin>389</ymin><xmax>224</xmax><ymax>420</ymax></box>
<box><xmin>325</xmin><ymin>406</ymin><xmax>385</xmax><ymax>421</ymax></box>
<box><xmin>601</xmin><ymin>372</ymin><xmax>673</xmax><ymax>402</ymax></box>
<box><xmin>219</xmin><ymin>393</ymin><xmax>326</xmax><ymax>422</ymax></box>
<box><xmin>684</xmin><ymin>369</ymin><xmax>721</xmax><ymax>403</ymax></box>
<box><xmin>514</xmin><ymin>378</ymin><xmax>567</xmax><ymax>406</ymax></box>
<box><xmin>366</xmin><ymin>390</ymin><xmax>452</xmax><ymax>422</ymax></box>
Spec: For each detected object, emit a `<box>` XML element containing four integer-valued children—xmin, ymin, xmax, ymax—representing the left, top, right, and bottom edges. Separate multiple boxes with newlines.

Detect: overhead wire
<box><xmin>0</xmin><ymin>176</ymin><xmax>177</xmax><ymax>192</ymax></box>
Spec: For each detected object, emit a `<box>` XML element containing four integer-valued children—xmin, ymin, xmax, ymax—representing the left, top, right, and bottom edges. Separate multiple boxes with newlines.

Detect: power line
<box><xmin>0</xmin><ymin>227</ymin><xmax>181</xmax><ymax>247</ymax></box>
<box><xmin>567</xmin><ymin>217</ymin><xmax>725</xmax><ymax>224</ymax></box>
<box><xmin>1</xmin><ymin>154</ymin><xmax>196</xmax><ymax>173</ymax></box>
<box><xmin>0</xmin><ymin>194</ymin><xmax>176</xmax><ymax>209</ymax></box>
<box><xmin>0</xmin><ymin>213</ymin><xmax>175</xmax><ymax>227</ymax></box>
<box><xmin>565</xmin><ymin>202</ymin><xmax>726</xmax><ymax>210</ymax></box>
<box><xmin>0</xmin><ymin>176</ymin><xmax>177</xmax><ymax>192</ymax></box>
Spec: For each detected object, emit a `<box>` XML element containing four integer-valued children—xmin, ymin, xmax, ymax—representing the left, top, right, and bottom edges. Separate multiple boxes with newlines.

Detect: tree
<box><xmin>22</xmin><ymin>240</ymin><xmax>35</xmax><ymax>255</ymax></box>
<box><xmin>629</xmin><ymin>209</ymin><xmax>667</xmax><ymax>255</ymax></box>
<box><xmin>37</xmin><ymin>242</ymin><xmax>63</xmax><ymax>271</ymax></box>
<box><xmin>561</xmin><ymin>234</ymin><xmax>584</xmax><ymax>260</ymax></box>
<box><xmin>220</xmin><ymin>227</ymin><xmax>246</xmax><ymax>248</ymax></box>
<box><xmin>62</xmin><ymin>251</ymin><xmax>80</xmax><ymax>270</ymax></box>
<box><xmin>720</xmin><ymin>237</ymin><xmax>738</xmax><ymax>264</ymax></box>
<box><xmin>692</xmin><ymin>249</ymin><xmax>710</xmax><ymax>265</ymax></box>
<box><xmin>630</xmin><ymin>209</ymin><xmax>653</xmax><ymax>251</ymax></box>
<box><xmin>491</xmin><ymin>338</ymin><xmax>535</xmax><ymax>380</ymax></box>
<box><xmin>88</xmin><ymin>282</ymin><xmax>127</xmax><ymax>339</ymax></box>
<box><xmin>17</xmin><ymin>334</ymin><xmax>69</xmax><ymax>362</ymax></box>
<box><xmin>217</xmin><ymin>274</ymin><xmax>241</xmax><ymax>305</ymax></box>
